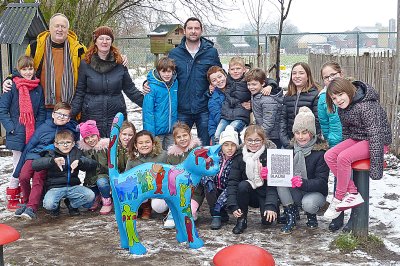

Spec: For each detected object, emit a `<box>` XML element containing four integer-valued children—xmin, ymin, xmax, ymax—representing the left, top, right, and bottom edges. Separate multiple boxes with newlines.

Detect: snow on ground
<box><xmin>1</xmin><ymin>78</ymin><xmax>400</xmax><ymax>265</ymax></box>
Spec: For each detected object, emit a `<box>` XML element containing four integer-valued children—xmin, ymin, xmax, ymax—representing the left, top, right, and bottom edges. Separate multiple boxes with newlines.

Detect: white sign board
<box><xmin>266</xmin><ymin>149</ymin><xmax>293</xmax><ymax>187</ymax></box>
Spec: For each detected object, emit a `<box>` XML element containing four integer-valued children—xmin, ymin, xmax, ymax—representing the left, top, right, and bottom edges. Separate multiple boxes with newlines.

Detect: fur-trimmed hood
<box><xmin>167</xmin><ymin>136</ymin><xmax>202</xmax><ymax>156</ymax></box>
<box><xmin>78</xmin><ymin>138</ymin><xmax>110</xmax><ymax>152</ymax></box>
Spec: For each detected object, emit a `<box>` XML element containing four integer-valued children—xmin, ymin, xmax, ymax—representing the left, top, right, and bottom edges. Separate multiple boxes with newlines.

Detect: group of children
<box><xmin>0</xmin><ymin>53</ymin><xmax>391</xmax><ymax>238</ymax></box>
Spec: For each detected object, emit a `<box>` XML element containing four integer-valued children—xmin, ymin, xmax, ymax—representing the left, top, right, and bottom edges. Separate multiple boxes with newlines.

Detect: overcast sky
<box><xmin>218</xmin><ymin>0</ymin><xmax>397</xmax><ymax>32</ymax></box>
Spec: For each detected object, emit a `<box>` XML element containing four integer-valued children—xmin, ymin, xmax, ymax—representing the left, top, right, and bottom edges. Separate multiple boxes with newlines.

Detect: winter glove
<box><xmin>206</xmin><ymin>180</ymin><xmax>214</xmax><ymax>193</ymax></box>
<box><xmin>291</xmin><ymin>175</ymin><xmax>303</xmax><ymax>188</ymax></box>
<box><xmin>260</xmin><ymin>166</ymin><xmax>268</xmax><ymax>180</ymax></box>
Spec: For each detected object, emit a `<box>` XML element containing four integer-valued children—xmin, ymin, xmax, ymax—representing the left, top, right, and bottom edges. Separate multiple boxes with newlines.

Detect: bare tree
<box><xmin>241</xmin><ymin>0</ymin><xmax>270</xmax><ymax>67</ymax></box>
<box><xmin>269</xmin><ymin>0</ymin><xmax>293</xmax><ymax>83</ymax></box>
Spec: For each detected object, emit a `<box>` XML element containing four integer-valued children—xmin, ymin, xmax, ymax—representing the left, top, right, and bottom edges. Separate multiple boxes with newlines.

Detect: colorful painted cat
<box><xmin>108</xmin><ymin>113</ymin><xmax>221</xmax><ymax>255</ymax></box>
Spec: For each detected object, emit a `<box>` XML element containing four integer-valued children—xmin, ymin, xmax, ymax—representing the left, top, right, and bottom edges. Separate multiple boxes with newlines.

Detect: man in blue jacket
<box><xmin>168</xmin><ymin>17</ymin><xmax>222</xmax><ymax>145</ymax></box>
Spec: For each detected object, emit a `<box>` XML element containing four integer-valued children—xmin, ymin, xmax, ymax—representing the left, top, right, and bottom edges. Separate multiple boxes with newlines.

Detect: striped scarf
<box><xmin>13</xmin><ymin>76</ymin><xmax>40</xmax><ymax>143</ymax></box>
<box><xmin>44</xmin><ymin>37</ymin><xmax>74</xmax><ymax>105</ymax></box>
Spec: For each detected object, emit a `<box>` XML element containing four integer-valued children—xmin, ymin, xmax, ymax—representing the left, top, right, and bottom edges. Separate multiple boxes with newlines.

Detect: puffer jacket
<box><xmin>78</xmin><ymin>138</ymin><xmax>110</xmax><ymax>187</ymax></box>
<box><xmin>221</xmin><ymin>75</ymin><xmax>251</xmax><ymax>124</ymax></box>
<box><xmin>71</xmin><ymin>57</ymin><xmax>143</xmax><ymax>138</ymax></box>
<box><xmin>13</xmin><ymin>119</ymin><xmax>79</xmax><ymax>178</ymax></box>
<box><xmin>168</xmin><ymin>37</ymin><xmax>221</xmax><ymax>115</ymax></box>
<box><xmin>207</xmin><ymin>88</ymin><xmax>225</xmax><ymax>138</ymax></box>
<box><xmin>143</xmin><ymin>69</ymin><xmax>178</xmax><ymax>136</ymax></box>
<box><xmin>227</xmin><ymin>140</ymin><xmax>279</xmax><ymax>213</ymax></box>
<box><xmin>0</xmin><ymin>71</ymin><xmax>46</xmax><ymax>151</ymax></box>
<box><xmin>338</xmin><ymin>81</ymin><xmax>392</xmax><ymax>180</ymax></box>
<box><xmin>280</xmin><ymin>87</ymin><xmax>320</xmax><ymax>148</ymax></box>
<box><xmin>318</xmin><ymin>88</ymin><xmax>342</xmax><ymax>147</ymax></box>
<box><xmin>252</xmin><ymin>86</ymin><xmax>283</xmax><ymax>141</ymax></box>
<box><xmin>32</xmin><ymin>146</ymin><xmax>97</xmax><ymax>190</ymax></box>
<box><xmin>166</xmin><ymin>136</ymin><xmax>202</xmax><ymax>165</ymax></box>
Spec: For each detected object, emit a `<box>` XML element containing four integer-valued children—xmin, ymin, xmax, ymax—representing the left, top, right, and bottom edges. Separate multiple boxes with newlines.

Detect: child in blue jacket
<box><xmin>143</xmin><ymin>57</ymin><xmax>178</xmax><ymax>150</ymax></box>
<box><xmin>0</xmin><ymin>55</ymin><xmax>46</xmax><ymax>211</ymax></box>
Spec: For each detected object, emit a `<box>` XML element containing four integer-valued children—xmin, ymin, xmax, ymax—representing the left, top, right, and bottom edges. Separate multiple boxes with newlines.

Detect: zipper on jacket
<box><xmin>217</xmin><ymin>156</ymin><xmax>228</xmax><ymax>189</ymax></box>
<box><xmin>294</xmin><ymin>91</ymin><xmax>301</xmax><ymax>115</ymax></box>
<box><xmin>67</xmin><ymin>154</ymin><xmax>71</xmax><ymax>186</ymax></box>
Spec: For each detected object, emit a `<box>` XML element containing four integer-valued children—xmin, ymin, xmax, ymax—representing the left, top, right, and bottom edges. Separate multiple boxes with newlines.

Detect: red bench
<box><xmin>0</xmin><ymin>224</ymin><xmax>20</xmax><ymax>266</ymax></box>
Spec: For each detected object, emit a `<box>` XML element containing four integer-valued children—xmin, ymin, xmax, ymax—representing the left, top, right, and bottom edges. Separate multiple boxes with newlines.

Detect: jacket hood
<box><xmin>167</xmin><ymin>136</ymin><xmax>202</xmax><ymax>156</ymax></box>
<box><xmin>150</xmin><ymin>68</ymin><xmax>177</xmax><ymax>88</ymax></box>
<box><xmin>351</xmin><ymin>80</ymin><xmax>378</xmax><ymax>105</ymax></box>
<box><xmin>78</xmin><ymin>138</ymin><xmax>109</xmax><ymax>151</ymax></box>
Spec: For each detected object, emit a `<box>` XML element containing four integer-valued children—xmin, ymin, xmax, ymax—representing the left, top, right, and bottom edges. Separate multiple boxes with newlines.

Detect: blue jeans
<box><xmin>214</xmin><ymin>119</ymin><xmax>246</xmax><ymax>144</ymax></box>
<box><xmin>178</xmin><ymin>112</ymin><xmax>209</xmax><ymax>146</ymax></box>
<box><xmin>96</xmin><ymin>177</ymin><xmax>111</xmax><ymax>198</ymax></box>
<box><xmin>43</xmin><ymin>185</ymin><xmax>95</xmax><ymax>210</ymax></box>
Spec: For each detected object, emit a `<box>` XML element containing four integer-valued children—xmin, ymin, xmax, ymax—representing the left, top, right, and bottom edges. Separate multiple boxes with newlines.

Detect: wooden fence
<box><xmin>309</xmin><ymin>52</ymin><xmax>400</xmax><ymax>154</ymax></box>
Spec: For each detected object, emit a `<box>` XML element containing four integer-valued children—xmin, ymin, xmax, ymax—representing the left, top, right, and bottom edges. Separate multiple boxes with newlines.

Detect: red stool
<box><xmin>0</xmin><ymin>224</ymin><xmax>20</xmax><ymax>266</ymax></box>
<box><xmin>213</xmin><ymin>244</ymin><xmax>275</xmax><ymax>266</ymax></box>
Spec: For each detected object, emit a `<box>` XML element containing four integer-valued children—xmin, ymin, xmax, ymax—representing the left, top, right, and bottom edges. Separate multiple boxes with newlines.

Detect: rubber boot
<box><xmin>141</xmin><ymin>200</ymin><xmax>152</xmax><ymax>219</ymax></box>
<box><xmin>89</xmin><ymin>194</ymin><xmax>101</xmax><ymax>212</ymax></box>
<box><xmin>6</xmin><ymin>187</ymin><xmax>22</xmax><ymax>211</ymax></box>
<box><xmin>280</xmin><ymin>204</ymin><xmax>296</xmax><ymax>234</ymax></box>
<box><xmin>306</xmin><ymin>213</ymin><xmax>318</xmax><ymax>229</ymax></box>
<box><xmin>99</xmin><ymin>197</ymin><xmax>113</xmax><ymax>215</ymax></box>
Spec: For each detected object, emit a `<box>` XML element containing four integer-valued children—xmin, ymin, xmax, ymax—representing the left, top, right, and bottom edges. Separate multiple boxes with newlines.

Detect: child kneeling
<box><xmin>32</xmin><ymin>130</ymin><xmax>97</xmax><ymax>217</ymax></box>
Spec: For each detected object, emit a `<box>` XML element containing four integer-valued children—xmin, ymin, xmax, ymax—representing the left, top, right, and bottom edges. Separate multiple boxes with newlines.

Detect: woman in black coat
<box><xmin>71</xmin><ymin>26</ymin><xmax>143</xmax><ymax>137</ymax></box>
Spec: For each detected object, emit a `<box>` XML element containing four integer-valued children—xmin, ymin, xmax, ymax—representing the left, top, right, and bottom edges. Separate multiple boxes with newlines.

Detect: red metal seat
<box><xmin>0</xmin><ymin>224</ymin><xmax>19</xmax><ymax>246</ymax></box>
<box><xmin>351</xmin><ymin>159</ymin><xmax>371</xmax><ymax>171</ymax></box>
<box><xmin>213</xmin><ymin>244</ymin><xmax>275</xmax><ymax>266</ymax></box>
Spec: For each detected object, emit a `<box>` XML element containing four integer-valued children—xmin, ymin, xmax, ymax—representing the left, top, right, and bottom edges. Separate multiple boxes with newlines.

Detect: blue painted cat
<box><xmin>108</xmin><ymin>113</ymin><xmax>221</xmax><ymax>255</ymax></box>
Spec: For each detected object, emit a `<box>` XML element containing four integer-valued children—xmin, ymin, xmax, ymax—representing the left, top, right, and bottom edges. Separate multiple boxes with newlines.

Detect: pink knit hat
<box><xmin>79</xmin><ymin>120</ymin><xmax>100</xmax><ymax>139</ymax></box>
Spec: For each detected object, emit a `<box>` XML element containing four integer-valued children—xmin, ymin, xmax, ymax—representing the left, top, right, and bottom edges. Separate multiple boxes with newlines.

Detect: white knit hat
<box><xmin>219</xmin><ymin>125</ymin><xmax>239</xmax><ymax>146</ymax></box>
<box><xmin>292</xmin><ymin>106</ymin><xmax>316</xmax><ymax>135</ymax></box>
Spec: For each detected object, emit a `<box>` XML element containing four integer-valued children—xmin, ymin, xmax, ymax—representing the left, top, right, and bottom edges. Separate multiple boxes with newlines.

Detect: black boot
<box><xmin>277</xmin><ymin>209</ymin><xmax>287</xmax><ymax>224</ymax></box>
<box><xmin>329</xmin><ymin>211</ymin><xmax>344</xmax><ymax>232</ymax></box>
<box><xmin>232</xmin><ymin>217</ymin><xmax>247</xmax><ymax>234</ymax></box>
<box><xmin>280</xmin><ymin>205</ymin><xmax>296</xmax><ymax>234</ymax></box>
<box><xmin>342</xmin><ymin>211</ymin><xmax>353</xmax><ymax>233</ymax></box>
<box><xmin>65</xmin><ymin>198</ymin><xmax>80</xmax><ymax>216</ymax></box>
<box><xmin>306</xmin><ymin>213</ymin><xmax>318</xmax><ymax>229</ymax></box>
<box><xmin>221</xmin><ymin>209</ymin><xmax>229</xmax><ymax>223</ymax></box>
<box><xmin>210</xmin><ymin>216</ymin><xmax>222</xmax><ymax>230</ymax></box>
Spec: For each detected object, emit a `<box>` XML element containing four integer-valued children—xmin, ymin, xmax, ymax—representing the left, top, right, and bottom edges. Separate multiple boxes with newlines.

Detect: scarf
<box><xmin>90</xmin><ymin>53</ymin><xmax>117</xmax><ymax>74</ymax></box>
<box><xmin>242</xmin><ymin>145</ymin><xmax>266</xmax><ymax>189</ymax></box>
<box><xmin>293</xmin><ymin>135</ymin><xmax>317</xmax><ymax>179</ymax></box>
<box><xmin>13</xmin><ymin>76</ymin><xmax>40</xmax><ymax>143</ymax></box>
<box><xmin>44</xmin><ymin>37</ymin><xmax>74</xmax><ymax>105</ymax></box>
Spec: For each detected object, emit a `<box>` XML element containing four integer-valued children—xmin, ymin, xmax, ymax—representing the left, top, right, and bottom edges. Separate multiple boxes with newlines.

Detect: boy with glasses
<box><xmin>13</xmin><ymin>102</ymin><xmax>79</xmax><ymax>219</ymax></box>
<box><xmin>32</xmin><ymin>130</ymin><xmax>96</xmax><ymax>217</ymax></box>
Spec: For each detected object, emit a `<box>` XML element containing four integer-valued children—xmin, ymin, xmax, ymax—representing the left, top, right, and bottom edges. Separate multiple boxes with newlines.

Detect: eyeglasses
<box><xmin>245</xmin><ymin>139</ymin><xmax>263</xmax><ymax>145</ymax></box>
<box><xmin>53</xmin><ymin>111</ymin><xmax>70</xmax><ymax>119</ymax></box>
<box><xmin>56</xmin><ymin>141</ymin><xmax>74</xmax><ymax>147</ymax></box>
<box><xmin>322</xmin><ymin>72</ymin><xmax>339</xmax><ymax>81</ymax></box>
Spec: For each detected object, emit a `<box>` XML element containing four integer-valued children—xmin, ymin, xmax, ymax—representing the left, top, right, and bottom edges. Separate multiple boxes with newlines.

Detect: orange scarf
<box><xmin>13</xmin><ymin>76</ymin><xmax>40</xmax><ymax>143</ymax></box>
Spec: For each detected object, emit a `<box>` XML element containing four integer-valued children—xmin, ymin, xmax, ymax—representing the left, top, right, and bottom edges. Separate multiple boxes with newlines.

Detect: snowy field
<box><xmin>1</xmin><ymin>78</ymin><xmax>400</xmax><ymax>265</ymax></box>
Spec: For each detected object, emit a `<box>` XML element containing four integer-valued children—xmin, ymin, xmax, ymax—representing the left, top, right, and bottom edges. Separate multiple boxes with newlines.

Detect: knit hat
<box><xmin>292</xmin><ymin>106</ymin><xmax>316</xmax><ymax>135</ymax></box>
<box><xmin>219</xmin><ymin>125</ymin><xmax>239</xmax><ymax>146</ymax></box>
<box><xmin>93</xmin><ymin>26</ymin><xmax>114</xmax><ymax>42</ymax></box>
<box><xmin>79</xmin><ymin>120</ymin><xmax>100</xmax><ymax>139</ymax></box>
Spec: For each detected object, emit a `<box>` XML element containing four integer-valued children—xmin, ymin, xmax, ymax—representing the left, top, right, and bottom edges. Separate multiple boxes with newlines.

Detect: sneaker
<box><xmin>324</xmin><ymin>198</ymin><xmax>342</xmax><ymax>220</ymax></box>
<box><xmin>163</xmin><ymin>210</ymin><xmax>175</xmax><ymax>229</ymax></box>
<box><xmin>14</xmin><ymin>204</ymin><xmax>27</xmax><ymax>218</ymax></box>
<box><xmin>65</xmin><ymin>198</ymin><xmax>80</xmax><ymax>216</ymax></box>
<box><xmin>21</xmin><ymin>207</ymin><xmax>37</xmax><ymax>220</ymax></box>
<box><xmin>336</xmin><ymin>193</ymin><xmax>364</xmax><ymax>212</ymax></box>
<box><xmin>99</xmin><ymin>197</ymin><xmax>113</xmax><ymax>215</ymax></box>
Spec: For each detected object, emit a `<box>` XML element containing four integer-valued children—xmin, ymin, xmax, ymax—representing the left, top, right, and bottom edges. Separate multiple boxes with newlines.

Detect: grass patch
<box><xmin>331</xmin><ymin>233</ymin><xmax>385</xmax><ymax>254</ymax></box>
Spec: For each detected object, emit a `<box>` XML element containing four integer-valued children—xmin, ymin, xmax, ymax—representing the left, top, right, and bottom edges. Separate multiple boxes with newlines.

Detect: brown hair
<box><xmin>244</xmin><ymin>68</ymin><xmax>266</xmax><ymax>84</ymax></box>
<box><xmin>320</xmin><ymin>61</ymin><xmax>342</xmax><ymax>79</ymax></box>
<box><xmin>207</xmin><ymin>66</ymin><xmax>226</xmax><ymax>83</ymax></box>
<box><xmin>17</xmin><ymin>55</ymin><xmax>34</xmax><ymax>71</ymax></box>
<box><xmin>156</xmin><ymin>57</ymin><xmax>176</xmax><ymax>72</ymax></box>
<box><xmin>229</xmin><ymin>57</ymin><xmax>245</xmax><ymax>68</ymax></box>
<box><xmin>53</xmin><ymin>102</ymin><xmax>72</xmax><ymax>112</ymax></box>
<box><xmin>184</xmin><ymin>17</ymin><xmax>203</xmax><ymax>30</ymax></box>
<box><xmin>326</xmin><ymin>77</ymin><xmax>356</xmax><ymax>113</ymax></box>
<box><xmin>120</xmin><ymin>121</ymin><xmax>136</xmax><ymax>136</ymax></box>
<box><xmin>127</xmin><ymin>130</ymin><xmax>163</xmax><ymax>159</ymax></box>
<box><xmin>84</xmin><ymin>45</ymin><xmax>123</xmax><ymax>64</ymax></box>
<box><xmin>172</xmin><ymin>121</ymin><xmax>192</xmax><ymax>139</ymax></box>
<box><xmin>287</xmin><ymin>62</ymin><xmax>319</xmax><ymax>96</ymax></box>
<box><xmin>244</xmin><ymin>125</ymin><xmax>267</xmax><ymax>144</ymax></box>
<box><xmin>55</xmin><ymin>129</ymin><xmax>74</xmax><ymax>142</ymax></box>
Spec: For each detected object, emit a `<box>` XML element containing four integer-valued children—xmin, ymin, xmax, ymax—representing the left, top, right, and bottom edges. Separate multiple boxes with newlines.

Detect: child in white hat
<box><xmin>201</xmin><ymin>125</ymin><xmax>239</xmax><ymax>230</ymax></box>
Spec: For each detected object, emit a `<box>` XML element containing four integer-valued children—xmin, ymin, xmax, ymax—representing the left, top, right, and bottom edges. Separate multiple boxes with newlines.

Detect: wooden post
<box><xmin>268</xmin><ymin>36</ymin><xmax>278</xmax><ymax>79</ymax></box>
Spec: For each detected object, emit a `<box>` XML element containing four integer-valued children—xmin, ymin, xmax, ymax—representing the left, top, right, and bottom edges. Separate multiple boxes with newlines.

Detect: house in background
<box><xmin>345</xmin><ymin>24</ymin><xmax>389</xmax><ymax>48</ymax></box>
<box><xmin>147</xmin><ymin>24</ymin><xmax>184</xmax><ymax>62</ymax></box>
<box><xmin>0</xmin><ymin>2</ymin><xmax>47</xmax><ymax>140</ymax></box>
